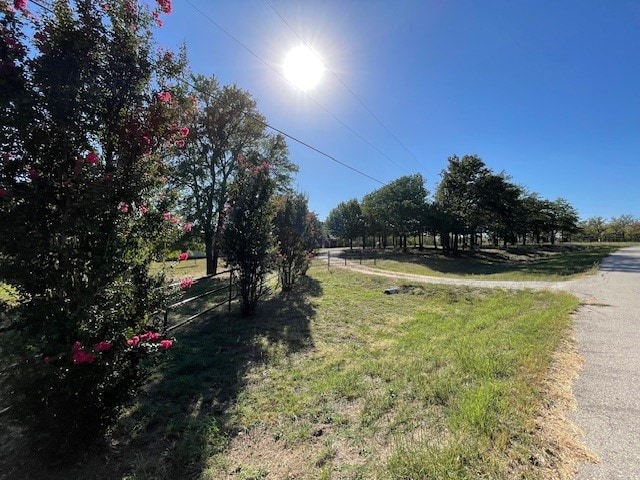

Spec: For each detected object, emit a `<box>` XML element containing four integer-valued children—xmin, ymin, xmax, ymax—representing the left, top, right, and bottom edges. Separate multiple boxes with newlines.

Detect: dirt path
<box><xmin>335</xmin><ymin>248</ymin><xmax>640</xmax><ymax>479</ymax></box>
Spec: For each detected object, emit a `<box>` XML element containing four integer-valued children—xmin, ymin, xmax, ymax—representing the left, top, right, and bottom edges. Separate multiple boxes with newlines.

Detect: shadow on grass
<box><xmin>98</xmin><ymin>274</ymin><xmax>321</xmax><ymax>480</ymax></box>
<box><xmin>348</xmin><ymin>244</ymin><xmax>618</xmax><ymax>278</ymax></box>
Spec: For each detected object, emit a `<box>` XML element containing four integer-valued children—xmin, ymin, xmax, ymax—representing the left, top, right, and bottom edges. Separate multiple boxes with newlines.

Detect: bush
<box><xmin>0</xmin><ymin>0</ymin><xmax>190</xmax><ymax>461</ymax></box>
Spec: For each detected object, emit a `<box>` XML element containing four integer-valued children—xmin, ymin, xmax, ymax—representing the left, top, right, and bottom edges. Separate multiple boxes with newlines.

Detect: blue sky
<box><xmin>155</xmin><ymin>0</ymin><xmax>640</xmax><ymax>221</ymax></box>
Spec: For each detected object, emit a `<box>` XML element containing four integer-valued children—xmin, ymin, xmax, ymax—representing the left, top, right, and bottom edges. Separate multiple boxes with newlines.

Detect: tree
<box><xmin>325</xmin><ymin>198</ymin><xmax>364</xmax><ymax>249</ymax></box>
<box><xmin>273</xmin><ymin>193</ymin><xmax>317</xmax><ymax>291</ymax></box>
<box><xmin>222</xmin><ymin>156</ymin><xmax>275</xmax><ymax>316</ymax></box>
<box><xmin>435</xmin><ymin>155</ymin><xmax>491</xmax><ymax>251</ymax></box>
<box><xmin>580</xmin><ymin>216</ymin><xmax>608</xmax><ymax>242</ymax></box>
<box><xmin>609</xmin><ymin>214</ymin><xmax>637</xmax><ymax>242</ymax></box>
<box><xmin>360</xmin><ymin>174</ymin><xmax>428</xmax><ymax>250</ymax></box>
<box><xmin>172</xmin><ymin>75</ymin><xmax>297</xmax><ymax>275</ymax></box>
<box><xmin>0</xmin><ymin>0</ymin><xmax>188</xmax><ymax>460</ymax></box>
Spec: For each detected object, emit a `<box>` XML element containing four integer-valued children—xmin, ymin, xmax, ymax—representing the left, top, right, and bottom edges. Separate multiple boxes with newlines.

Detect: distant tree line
<box><xmin>576</xmin><ymin>215</ymin><xmax>640</xmax><ymax>243</ymax></box>
<box><xmin>326</xmin><ymin>155</ymin><xmax>582</xmax><ymax>253</ymax></box>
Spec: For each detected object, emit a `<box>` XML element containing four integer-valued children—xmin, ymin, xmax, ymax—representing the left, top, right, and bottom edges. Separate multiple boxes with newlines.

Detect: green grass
<box><xmin>29</xmin><ymin>265</ymin><xmax>580</xmax><ymax>479</ymax></box>
<box><xmin>339</xmin><ymin>243</ymin><xmax>621</xmax><ymax>281</ymax></box>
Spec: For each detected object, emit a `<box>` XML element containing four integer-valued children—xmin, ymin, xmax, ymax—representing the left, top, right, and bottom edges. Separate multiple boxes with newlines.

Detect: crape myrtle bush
<box><xmin>0</xmin><ymin>0</ymin><xmax>193</xmax><ymax>461</ymax></box>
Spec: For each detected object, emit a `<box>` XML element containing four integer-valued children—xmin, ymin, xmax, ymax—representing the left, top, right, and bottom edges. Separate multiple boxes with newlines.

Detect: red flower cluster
<box><xmin>156</xmin><ymin>0</ymin><xmax>172</xmax><ymax>14</ymax></box>
<box><xmin>158</xmin><ymin>91</ymin><xmax>172</xmax><ymax>103</ymax></box>
<box><xmin>177</xmin><ymin>252</ymin><xmax>189</xmax><ymax>261</ymax></box>
<box><xmin>126</xmin><ymin>331</ymin><xmax>174</xmax><ymax>351</ymax></box>
<box><xmin>140</xmin><ymin>331</ymin><xmax>161</xmax><ymax>341</ymax></box>
<box><xmin>14</xmin><ymin>0</ymin><xmax>27</xmax><ymax>11</ymax></box>
<box><xmin>72</xmin><ymin>341</ymin><xmax>96</xmax><ymax>365</ymax></box>
<box><xmin>86</xmin><ymin>152</ymin><xmax>99</xmax><ymax>165</ymax></box>
<box><xmin>179</xmin><ymin>277</ymin><xmax>194</xmax><ymax>290</ymax></box>
<box><xmin>94</xmin><ymin>340</ymin><xmax>113</xmax><ymax>352</ymax></box>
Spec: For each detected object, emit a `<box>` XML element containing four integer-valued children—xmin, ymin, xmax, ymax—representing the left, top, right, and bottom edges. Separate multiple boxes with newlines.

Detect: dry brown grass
<box><xmin>523</xmin><ymin>335</ymin><xmax>598</xmax><ymax>480</ymax></box>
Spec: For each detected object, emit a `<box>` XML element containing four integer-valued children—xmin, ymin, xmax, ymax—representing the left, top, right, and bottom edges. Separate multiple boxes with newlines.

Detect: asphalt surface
<box><xmin>563</xmin><ymin>246</ymin><xmax>640</xmax><ymax>479</ymax></box>
<box><xmin>334</xmin><ymin>246</ymin><xmax>640</xmax><ymax>478</ymax></box>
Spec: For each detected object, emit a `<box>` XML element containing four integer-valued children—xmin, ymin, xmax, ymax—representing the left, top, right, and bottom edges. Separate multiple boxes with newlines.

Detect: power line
<box><xmin>27</xmin><ymin>0</ymin><xmax>387</xmax><ymax>187</ymax></box>
<box><xmin>263</xmin><ymin>0</ymin><xmax>426</xmax><ymax>171</ymax></box>
<box><xmin>182</xmin><ymin>0</ymin><xmax>409</xmax><ymax>174</ymax></box>
<box><xmin>174</xmin><ymin>75</ymin><xmax>386</xmax><ymax>186</ymax></box>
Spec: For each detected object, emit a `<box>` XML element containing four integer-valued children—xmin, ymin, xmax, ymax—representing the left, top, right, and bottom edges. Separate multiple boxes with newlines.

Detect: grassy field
<box><xmin>9</xmin><ymin>264</ymin><xmax>582</xmax><ymax>479</ymax></box>
<box><xmin>335</xmin><ymin>244</ymin><xmax>621</xmax><ymax>281</ymax></box>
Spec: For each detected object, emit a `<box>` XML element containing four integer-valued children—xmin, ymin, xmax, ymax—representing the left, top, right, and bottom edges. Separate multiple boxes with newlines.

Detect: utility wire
<box><xmin>182</xmin><ymin>0</ymin><xmax>409</xmax><ymax>174</ymax></box>
<box><xmin>263</xmin><ymin>0</ymin><xmax>425</xmax><ymax>171</ymax></box>
<box><xmin>173</xmin><ymin>75</ymin><xmax>386</xmax><ymax>186</ymax></box>
<box><xmin>27</xmin><ymin>0</ymin><xmax>387</xmax><ymax>186</ymax></box>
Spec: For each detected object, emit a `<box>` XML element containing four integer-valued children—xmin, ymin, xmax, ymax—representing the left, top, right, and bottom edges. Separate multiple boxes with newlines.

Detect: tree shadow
<box><xmin>35</xmin><ymin>275</ymin><xmax>322</xmax><ymax>480</ymax></box>
<box><xmin>354</xmin><ymin>245</ymin><xmax>617</xmax><ymax>278</ymax></box>
<box><xmin>599</xmin><ymin>252</ymin><xmax>640</xmax><ymax>273</ymax></box>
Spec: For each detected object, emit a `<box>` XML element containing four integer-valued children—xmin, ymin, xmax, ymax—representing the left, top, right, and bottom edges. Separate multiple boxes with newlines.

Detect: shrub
<box><xmin>0</xmin><ymin>0</ymin><xmax>190</xmax><ymax>461</ymax></box>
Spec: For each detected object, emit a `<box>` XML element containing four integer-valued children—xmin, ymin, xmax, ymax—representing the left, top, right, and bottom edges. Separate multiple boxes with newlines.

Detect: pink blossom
<box><xmin>71</xmin><ymin>343</ymin><xmax>95</xmax><ymax>364</ymax></box>
<box><xmin>163</xmin><ymin>211</ymin><xmax>172</xmax><ymax>220</ymax></box>
<box><xmin>27</xmin><ymin>168</ymin><xmax>39</xmax><ymax>180</ymax></box>
<box><xmin>182</xmin><ymin>222</ymin><xmax>192</xmax><ymax>232</ymax></box>
<box><xmin>179</xmin><ymin>277</ymin><xmax>194</xmax><ymax>290</ymax></box>
<box><xmin>174</xmin><ymin>139</ymin><xmax>185</xmax><ymax>148</ymax></box>
<box><xmin>159</xmin><ymin>339</ymin><xmax>173</xmax><ymax>350</ymax></box>
<box><xmin>73</xmin><ymin>350</ymin><xmax>95</xmax><ymax>364</ymax></box>
<box><xmin>158</xmin><ymin>91</ymin><xmax>172</xmax><ymax>103</ymax></box>
<box><xmin>14</xmin><ymin>0</ymin><xmax>27</xmax><ymax>11</ymax></box>
<box><xmin>177</xmin><ymin>252</ymin><xmax>189</xmax><ymax>261</ymax></box>
<box><xmin>127</xmin><ymin>335</ymin><xmax>140</xmax><ymax>347</ymax></box>
<box><xmin>124</xmin><ymin>1</ymin><xmax>135</xmax><ymax>14</ymax></box>
<box><xmin>94</xmin><ymin>341</ymin><xmax>113</xmax><ymax>352</ymax></box>
<box><xmin>34</xmin><ymin>31</ymin><xmax>47</xmax><ymax>42</ymax></box>
<box><xmin>179</xmin><ymin>127</ymin><xmax>189</xmax><ymax>137</ymax></box>
<box><xmin>156</xmin><ymin>0</ymin><xmax>172</xmax><ymax>14</ymax></box>
<box><xmin>99</xmin><ymin>2</ymin><xmax>109</xmax><ymax>12</ymax></box>
<box><xmin>86</xmin><ymin>152</ymin><xmax>99</xmax><ymax>164</ymax></box>
<box><xmin>0</xmin><ymin>188</ymin><xmax>7</xmax><ymax>198</ymax></box>
<box><xmin>142</xmin><ymin>136</ymin><xmax>151</xmax><ymax>145</ymax></box>
<box><xmin>139</xmin><ymin>203</ymin><xmax>149</xmax><ymax>214</ymax></box>
<box><xmin>152</xmin><ymin>11</ymin><xmax>163</xmax><ymax>27</ymax></box>
<box><xmin>119</xmin><ymin>202</ymin><xmax>129</xmax><ymax>213</ymax></box>
<box><xmin>170</xmin><ymin>216</ymin><xmax>179</xmax><ymax>224</ymax></box>
<box><xmin>140</xmin><ymin>331</ymin><xmax>160</xmax><ymax>341</ymax></box>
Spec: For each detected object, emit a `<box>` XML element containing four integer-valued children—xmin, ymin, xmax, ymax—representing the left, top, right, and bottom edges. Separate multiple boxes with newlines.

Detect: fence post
<box><xmin>163</xmin><ymin>309</ymin><xmax>169</xmax><ymax>333</ymax></box>
<box><xmin>360</xmin><ymin>250</ymin><xmax>363</xmax><ymax>265</ymax></box>
<box><xmin>228</xmin><ymin>269</ymin><xmax>234</xmax><ymax>312</ymax></box>
<box><xmin>327</xmin><ymin>251</ymin><xmax>330</xmax><ymax>270</ymax></box>
<box><xmin>344</xmin><ymin>252</ymin><xmax>347</xmax><ymax>266</ymax></box>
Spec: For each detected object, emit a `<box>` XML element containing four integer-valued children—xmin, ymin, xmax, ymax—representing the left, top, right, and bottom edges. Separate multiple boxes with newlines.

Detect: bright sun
<box><xmin>283</xmin><ymin>46</ymin><xmax>325</xmax><ymax>91</ymax></box>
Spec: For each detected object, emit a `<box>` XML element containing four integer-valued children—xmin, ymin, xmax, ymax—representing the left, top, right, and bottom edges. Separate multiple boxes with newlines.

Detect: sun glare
<box><xmin>283</xmin><ymin>45</ymin><xmax>325</xmax><ymax>91</ymax></box>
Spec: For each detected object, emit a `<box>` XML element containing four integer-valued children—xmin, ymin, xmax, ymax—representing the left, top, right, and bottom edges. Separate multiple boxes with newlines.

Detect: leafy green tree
<box><xmin>580</xmin><ymin>216</ymin><xmax>608</xmax><ymax>242</ymax></box>
<box><xmin>360</xmin><ymin>174</ymin><xmax>428</xmax><ymax>250</ymax></box>
<box><xmin>222</xmin><ymin>156</ymin><xmax>275</xmax><ymax>316</ymax></box>
<box><xmin>325</xmin><ymin>198</ymin><xmax>364</xmax><ymax>249</ymax></box>
<box><xmin>609</xmin><ymin>214</ymin><xmax>637</xmax><ymax>242</ymax></box>
<box><xmin>435</xmin><ymin>155</ymin><xmax>491</xmax><ymax>251</ymax></box>
<box><xmin>172</xmin><ymin>75</ymin><xmax>296</xmax><ymax>275</ymax></box>
<box><xmin>0</xmin><ymin>0</ymin><xmax>188</xmax><ymax>460</ymax></box>
<box><xmin>273</xmin><ymin>193</ymin><xmax>317</xmax><ymax>291</ymax></box>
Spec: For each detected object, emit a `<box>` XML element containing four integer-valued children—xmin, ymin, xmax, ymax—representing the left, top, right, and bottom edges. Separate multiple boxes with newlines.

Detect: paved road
<box><xmin>563</xmin><ymin>246</ymin><xmax>640</xmax><ymax>479</ymax></box>
<box><xmin>335</xmin><ymin>246</ymin><xmax>640</xmax><ymax>479</ymax></box>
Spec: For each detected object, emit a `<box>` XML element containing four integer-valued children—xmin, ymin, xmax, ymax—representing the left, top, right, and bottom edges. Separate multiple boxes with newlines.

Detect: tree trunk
<box><xmin>205</xmin><ymin>229</ymin><xmax>216</xmax><ymax>275</ymax></box>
